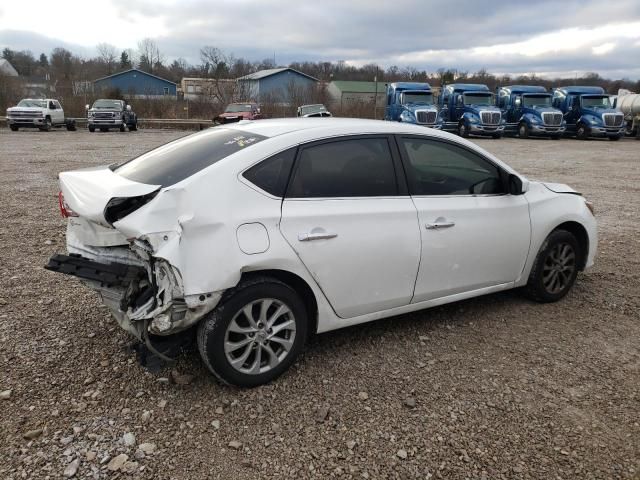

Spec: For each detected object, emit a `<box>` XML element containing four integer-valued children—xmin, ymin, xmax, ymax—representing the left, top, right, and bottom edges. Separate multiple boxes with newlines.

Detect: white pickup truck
<box><xmin>6</xmin><ymin>98</ymin><xmax>76</xmax><ymax>131</ymax></box>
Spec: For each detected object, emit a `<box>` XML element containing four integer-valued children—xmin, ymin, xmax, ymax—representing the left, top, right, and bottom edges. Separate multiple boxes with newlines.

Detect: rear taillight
<box><xmin>58</xmin><ymin>191</ymin><xmax>78</xmax><ymax>218</ymax></box>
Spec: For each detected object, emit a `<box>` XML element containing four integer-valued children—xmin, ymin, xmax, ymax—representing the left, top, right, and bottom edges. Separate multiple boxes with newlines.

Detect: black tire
<box><xmin>523</xmin><ymin>229</ymin><xmax>581</xmax><ymax>303</ymax></box>
<box><xmin>576</xmin><ymin>123</ymin><xmax>589</xmax><ymax>140</ymax></box>
<box><xmin>518</xmin><ymin>122</ymin><xmax>529</xmax><ymax>139</ymax></box>
<box><xmin>458</xmin><ymin>122</ymin><xmax>469</xmax><ymax>138</ymax></box>
<box><xmin>197</xmin><ymin>276</ymin><xmax>308</xmax><ymax>387</ymax></box>
<box><xmin>120</xmin><ymin>119</ymin><xmax>126</xmax><ymax>132</ymax></box>
<box><xmin>9</xmin><ymin>125</ymin><xmax>18</xmax><ymax>131</ymax></box>
<box><xmin>608</xmin><ymin>136</ymin><xmax>621</xmax><ymax>141</ymax></box>
<box><xmin>66</xmin><ymin>122</ymin><xmax>76</xmax><ymax>132</ymax></box>
<box><xmin>129</xmin><ymin>121</ymin><xmax>137</xmax><ymax>131</ymax></box>
<box><xmin>88</xmin><ymin>125</ymin><xmax>95</xmax><ymax>132</ymax></box>
<box><xmin>40</xmin><ymin>117</ymin><xmax>51</xmax><ymax>132</ymax></box>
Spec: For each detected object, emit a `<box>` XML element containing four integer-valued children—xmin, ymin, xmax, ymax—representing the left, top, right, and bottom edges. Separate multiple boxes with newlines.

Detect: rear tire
<box><xmin>197</xmin><ymin>277</ymin><xmax>308</xmax><ymax>387</ymax></box>
<box><xmin>523</xmin><ymin>229</ymin><xmax>581</xmax><ymax>303</ymax></box>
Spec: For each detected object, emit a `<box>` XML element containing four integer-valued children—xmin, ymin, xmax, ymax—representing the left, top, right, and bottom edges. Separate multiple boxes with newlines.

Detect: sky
<box><xmin>1</xmin><ymin>0</ymin><xmax>640</xmax><ymax>79</ymax></box>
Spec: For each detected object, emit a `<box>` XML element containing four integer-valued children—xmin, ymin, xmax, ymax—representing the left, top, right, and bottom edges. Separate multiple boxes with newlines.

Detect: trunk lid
<box><xmin>59</xmin><ymin>166</ymin><xmax>160</xmax><ymax>226</ymax></box>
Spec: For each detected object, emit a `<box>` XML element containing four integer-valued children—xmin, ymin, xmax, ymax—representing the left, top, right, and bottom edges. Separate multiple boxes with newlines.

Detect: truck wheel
<box><xmin>40</xmin><ymin>117</ymin><xmax>51</xmax><ymax>132</ymax></box>
<box><xmin>129</xmin><ymin>120</ymin><xmax>138</xmax><ymax>131</ymax></box>
<box><xmin>120</xmin><ymin>121</ymin><xmax>126</xmax><ymax>132</ymax></box>
<box><xmin>518</xmin><ymin>123</ymin><xmax>529</xmax><ymax>139</ymax></box>
<box><xmin>458</xmin><ymin>123</ymin><xmax>469</xmax><ymax>138</ymax></box>
<box><xmin>197</xmin><ymin>276</ymin><xmax>308</xmax><ymax>387</ymax></box>
<box><xmin>9</xmin><ymin>125</ymin><xmax>18</xmax><ymax>132</ymax></box>
<box><xmin>576</xmin><ymin>123</ymin><xmax>589</xmax><ymax>140</ymax></box>
<box><xmin>66</xmin><ymin>121</ymin><xmax>76</xmax><ymax>132</ymax></box>
<box><xmin>88</xmin><ymin>125</ymin><xmax>95</xmax><ymax>132</ymax></box>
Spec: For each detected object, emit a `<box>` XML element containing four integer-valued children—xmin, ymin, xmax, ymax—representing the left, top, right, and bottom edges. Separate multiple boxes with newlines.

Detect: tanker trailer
<box><xmin>617</xmin><ymin>89</ymin><xmax>640</xmax><ymax>138</ymax></box>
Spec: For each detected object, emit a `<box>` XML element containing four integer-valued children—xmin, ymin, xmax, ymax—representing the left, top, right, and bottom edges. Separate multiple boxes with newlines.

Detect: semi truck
<box><xmin>551</xmin><ymin>86</ymin><xmax>624</xmax><ymax>140</ymax></box>
<box><xmin>437</xmin><ymin>84</ymin><xmax>504</xmax><ymax>138</ymax></box>
<box><xmin>497</xmin><ymin>85</ymin><xmax>565</xmax><ymax>139</ymax></box>
<box><xmin>384</xmin><ymin>82</ymin><xmax>439</xmax><ymax>128</ymax></box>
<box><xmin>616</xmin><ymin>89</ymin><xmax>640</xmax><ymax>138</ymax></box>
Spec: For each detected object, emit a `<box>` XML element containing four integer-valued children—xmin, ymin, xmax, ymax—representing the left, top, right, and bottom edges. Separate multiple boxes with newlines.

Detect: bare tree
<box><xmin>96</xmin><ymin>43</ymin><xmax>117</xmax><ymax>75</ymax></box>
<box><xmin>137</xmin><ymin>38</ymin><xmax>164</xmax><ymax>74</ymax></box>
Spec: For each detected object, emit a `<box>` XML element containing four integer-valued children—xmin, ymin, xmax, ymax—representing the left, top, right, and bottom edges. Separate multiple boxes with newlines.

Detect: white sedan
<box><xmin>46</xmin><ymin>118</ymin><xmax>597</xmax><ymax>387</ymax></box>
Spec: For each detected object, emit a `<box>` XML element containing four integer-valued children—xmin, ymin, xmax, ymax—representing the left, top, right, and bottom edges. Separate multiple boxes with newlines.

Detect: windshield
<box><xmin>522</xmin><ymin>94</ymin><xmax>551</xmax><ymax>107</ymax></box>
<box><xmin>581</xmin><ymin>96</ymin><xmax>611</xmax><ymax>108</ymax></box>
<box><xmin>300</xmin><ymin>105</ymin><xmax>327</xmax><ymax>115</ymax></box>
<box><xmin>92</xmin><ymin>99</ymin><xmax>122</xmax><ymax>109</ymax></box>
<box><xmin>463</xmin><ymin>93</ymin><xmax>493</xmax><ymax>106</ymax></box>
<box><xmin>225</xmin><ymin>104</ymin><xmax>254</xmax><ymax>113</ymax></box>
<box><xmin>17</xmin><ymin>99</ymin><xmax>47</xmax><ymax>108</ymax></box>
<box><xmin>115</xmin><ymin>128</ymin><xmax>267</xmax><ymax>187</ymax></box>
<box><xmin>402</xmin><ymin>92</ymin><xmax>433</xmax><ymax>104</ymax></box>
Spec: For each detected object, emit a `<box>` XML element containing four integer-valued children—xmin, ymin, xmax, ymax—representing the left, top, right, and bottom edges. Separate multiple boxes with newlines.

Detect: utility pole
<box><xmin>373</xmin><ymin>66</ymin><xmax>378</xmax><ymax>120</ymax></box>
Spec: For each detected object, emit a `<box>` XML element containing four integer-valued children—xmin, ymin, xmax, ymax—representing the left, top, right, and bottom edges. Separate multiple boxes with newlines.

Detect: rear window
<box><xmin>115</xmin><ymin>128</ymin><xmax>267</xmax><ymax>186</ymax></box>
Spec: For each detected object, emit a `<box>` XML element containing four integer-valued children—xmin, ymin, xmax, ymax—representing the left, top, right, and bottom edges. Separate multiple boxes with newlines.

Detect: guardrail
<box><xmin>0</xmin><ymin>117</ymin><xmax>214</xmax><ymax>130</ymax></box>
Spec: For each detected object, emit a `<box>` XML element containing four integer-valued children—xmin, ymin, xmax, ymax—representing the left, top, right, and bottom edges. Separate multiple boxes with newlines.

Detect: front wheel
<box><xmin>119</xmin><ymin>120</ymin><xmax>126</xmax><ymax>132</ymax></box>
<box><xmin>518</xmin><ymin>122</ymin><xmax>529</xmax><ymax>139</ymax></box>
<box><xmin>458</xmin><ymin>122</ymin><xmax>469</xmax><ymax>138</ymax></box>
<box><xmin>523</xmin><ymin>229</ymin><xmax>580</xmax><ymax>303</ymax></box>
<box><xmin>88</xmin><ymin>125</ymin><xmax>95</xmax><ymax>132</ymax></box>
<box><xmin>197</xmin><ymin>277</ymin><xmax>308</xmax><ymax>387</ymax></box>
<box><xmin>576</xmin><ymin>123</ymin><xmax>589</xmax><ymax>140</ymax></box>
<box><xmin>39</xmin><ymin>117</ymin><xmax>51</xmax><ymax>132</ymax></box>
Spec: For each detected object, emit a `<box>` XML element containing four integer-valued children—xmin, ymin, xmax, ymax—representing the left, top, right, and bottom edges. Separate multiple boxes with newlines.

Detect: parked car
<box><xmin>86</xmin><ymin>99</ymin><xmax>137</xmax><ymax>132</ymax></box>
<box><xmin>552</xmin><ymin>86</ymin><xmax>625</xmax><ymax>140</ymax></box>
<box><xmin>297</xmin><ymin>104</ymin><xmax>332</xmax><ymax>117</ymax></box>
<box><xmin>438</xmin><ymin>84</ymin><xmax>505</xmax><ymax>138</ymax></box>
<box><xmin>384</xmin><ymin>82</ymin><xmax>438</xmax><ymax>128</ymax></box>
<box><xmin>497</xmin><ymin>85</ymin><xmax>565</xmax><ymax>139</ymax></box>
<box><xmin>6</xmin><ymin>98</ymin><xmax>76</xmax><ymax>131</ymax></box>
<box><xmin>46</xmin><ymin>118</ymin><xmax>597</xmax><ymax>387</ymax></box>
<box><xmin>213</xmin><ymin>103</ymin><xmax>261</xmax><ymax>124</ymax></box>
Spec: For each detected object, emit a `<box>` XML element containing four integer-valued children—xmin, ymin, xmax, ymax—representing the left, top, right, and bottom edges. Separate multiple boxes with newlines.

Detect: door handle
<box><xmin>298</xmin><ymin>232</ymin><xmax>338</xmax><ymax>242</ymax></box>
<box><xmin>425</xmin><ymin>221</ymin><xmax>455</xmax><ymax>230</ymax></box>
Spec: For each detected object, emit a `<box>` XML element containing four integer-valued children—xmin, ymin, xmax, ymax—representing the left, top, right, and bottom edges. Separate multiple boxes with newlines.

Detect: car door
<box><xmin>279</xmin><ymin>135</ymin><xmax>421</xmax><ymax>319</ymax></box>
<box><xmin>52</xmin><ymin>101</ymin><xmax>64</xmax><ymax>124</ymax></box>
<box><xmin>397</xmin><ymin>135</ymin><xmax>531</xmax><ymax>302</ymax></box>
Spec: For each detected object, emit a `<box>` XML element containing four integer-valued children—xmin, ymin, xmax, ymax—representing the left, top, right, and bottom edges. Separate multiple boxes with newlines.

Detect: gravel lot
<box><xmin>0</xmin><ymin>129</ymin><xmax>638</xmax><ymax>480</ymax></box>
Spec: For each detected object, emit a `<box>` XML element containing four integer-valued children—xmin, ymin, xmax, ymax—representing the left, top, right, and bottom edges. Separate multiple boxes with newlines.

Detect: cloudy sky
<box><xmin>1</xmin><ymin>0</ymin><xmax>640</xmax><ymax>79</ymax></box>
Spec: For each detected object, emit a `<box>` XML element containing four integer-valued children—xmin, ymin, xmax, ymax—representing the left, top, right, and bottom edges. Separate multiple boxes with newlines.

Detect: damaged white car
<box><xmin>46</xmin><ymin>118</ymin><xmax>597</xmax><ymax>387</ymax></box>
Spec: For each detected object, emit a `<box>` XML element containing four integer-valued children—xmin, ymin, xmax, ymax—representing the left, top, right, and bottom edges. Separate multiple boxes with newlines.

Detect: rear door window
<box><xmin>286</xmin><ymin>137</ymin><xmax>398</xmax><ymax>198</ymax></box>
<box><xmin>115</xmin><ymin>129</ymin><xmax>266</xmax><ymax>187</ymax></box>
<box><xmin>242</xmin><ymin>148</ymin><xmax>296</xmax><ymax>197</ymax></box>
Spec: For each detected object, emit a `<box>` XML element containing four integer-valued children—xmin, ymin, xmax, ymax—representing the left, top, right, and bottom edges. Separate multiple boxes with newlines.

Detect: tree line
<box><xmin>2</xmin><ymin>38</ymin><xmax>639</xmax><ymax>93</ymax></box>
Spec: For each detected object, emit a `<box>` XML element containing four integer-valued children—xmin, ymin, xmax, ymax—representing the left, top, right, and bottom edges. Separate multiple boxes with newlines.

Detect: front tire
<box><xmin>197</xmin><ymin>277</ymin><xmax>308</xmax><ymax>387</ymax></box>
<box><xmin>88</xmin><ymin>125</ymin><xmax>95</xmax><ymax>132</ymax></box>
<box><xmin>523</xmin><ymin>229</ymin><xmax>580</xmax><ymax>303</ymax></box>
<box><xmin>40</xmin><ymin>117</ymin><xmax>51</xmax><ymax>132</ymax></box>
<box><xmin>518</xmin><ymin>122</ymin><xmax>529</xmax><ymax>139</ymax></box>
<box><xmin>576</xmin><ymin>123</ymin><xmax>589</xmax><ymax>140</ymax></box>
<box><xmin>458</xmin><ymin>122</ymin><xmax>469</xmax><ymax>138</ymax></box>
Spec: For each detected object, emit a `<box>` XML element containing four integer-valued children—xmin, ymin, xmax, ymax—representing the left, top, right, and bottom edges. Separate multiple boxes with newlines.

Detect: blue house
<box><xmin>237</xmin><ymin>68</ymin><xmax>319</xmax><ymax>104</ymax></box>
<box><xmin>94</xmin><ymin>68</ymin><xmax>177</xmax><ymax>98</ymax></box>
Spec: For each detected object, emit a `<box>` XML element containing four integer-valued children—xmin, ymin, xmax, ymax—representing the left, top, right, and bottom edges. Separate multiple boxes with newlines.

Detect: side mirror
<box><xmin>456</xmin><ymin>96</ymin><xmax>463</xmax><ymax>106</ymax></box>
<box><xmin>85</xmin><ymin>104</ymin><xmax>90</xmax><ymax>110</ymax></box>
<box><xmin>508</xmin><ymin>174</ymin><xmax>527</xmax><ymax>195</ymax></box>
<box><xmin>126</xmin><ymin>105</ymin><xmax>132</xmax><ymax>111</ymax></box>
<box><xmin>514</xmin><ymin>97</ymin><xmax>521</xmax><ymax>107</ymax></box>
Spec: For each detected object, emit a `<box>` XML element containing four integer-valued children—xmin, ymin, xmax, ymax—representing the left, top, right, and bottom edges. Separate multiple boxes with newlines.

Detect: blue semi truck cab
<box><xmin>438</xmin><ymin>84</ymin><xmax>504</xmax><ymax>138</ymax></box>
<box><xmin>497</xmin><ymin>85</ymin><xmax>565</xmax><ymax>139</ymax></box>
<box><xmin>384</xmin><ymin>82</ymin><xmax>439</xmax><ymax>128</ymax></box>
<box><xmin>552</xmin><ymin>86</ymin><xmax>625</xmax><ymax>140</ymax></box>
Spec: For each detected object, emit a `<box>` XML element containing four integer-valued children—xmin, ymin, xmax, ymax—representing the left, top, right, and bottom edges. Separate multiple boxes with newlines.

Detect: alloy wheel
<box><xmin>542</xmin><ymin>242</ymin><xmax>576</xmax><ymax>294</ymax></box>
<box><xmin>224</xmin><ymin>298</ymin><xmax>296</xmax><ymax>375</ymax></box>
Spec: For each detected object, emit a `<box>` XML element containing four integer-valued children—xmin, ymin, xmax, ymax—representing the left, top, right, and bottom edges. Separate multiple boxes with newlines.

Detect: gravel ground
<box><xmin>0</xmin><ymin>129</ymin><xmax>638</xmax><ymax>480</ymax></box>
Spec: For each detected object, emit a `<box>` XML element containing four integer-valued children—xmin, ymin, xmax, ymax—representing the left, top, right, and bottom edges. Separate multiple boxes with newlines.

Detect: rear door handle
<box><xmin>425</xmin><ymin>221</ymin><xmax>455</xmax><ymax>230</ymax></box>
<box><xmin>298</xmin><ymin>232</ymin><xmax>338</xmax><ymax>242</ymax></box>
